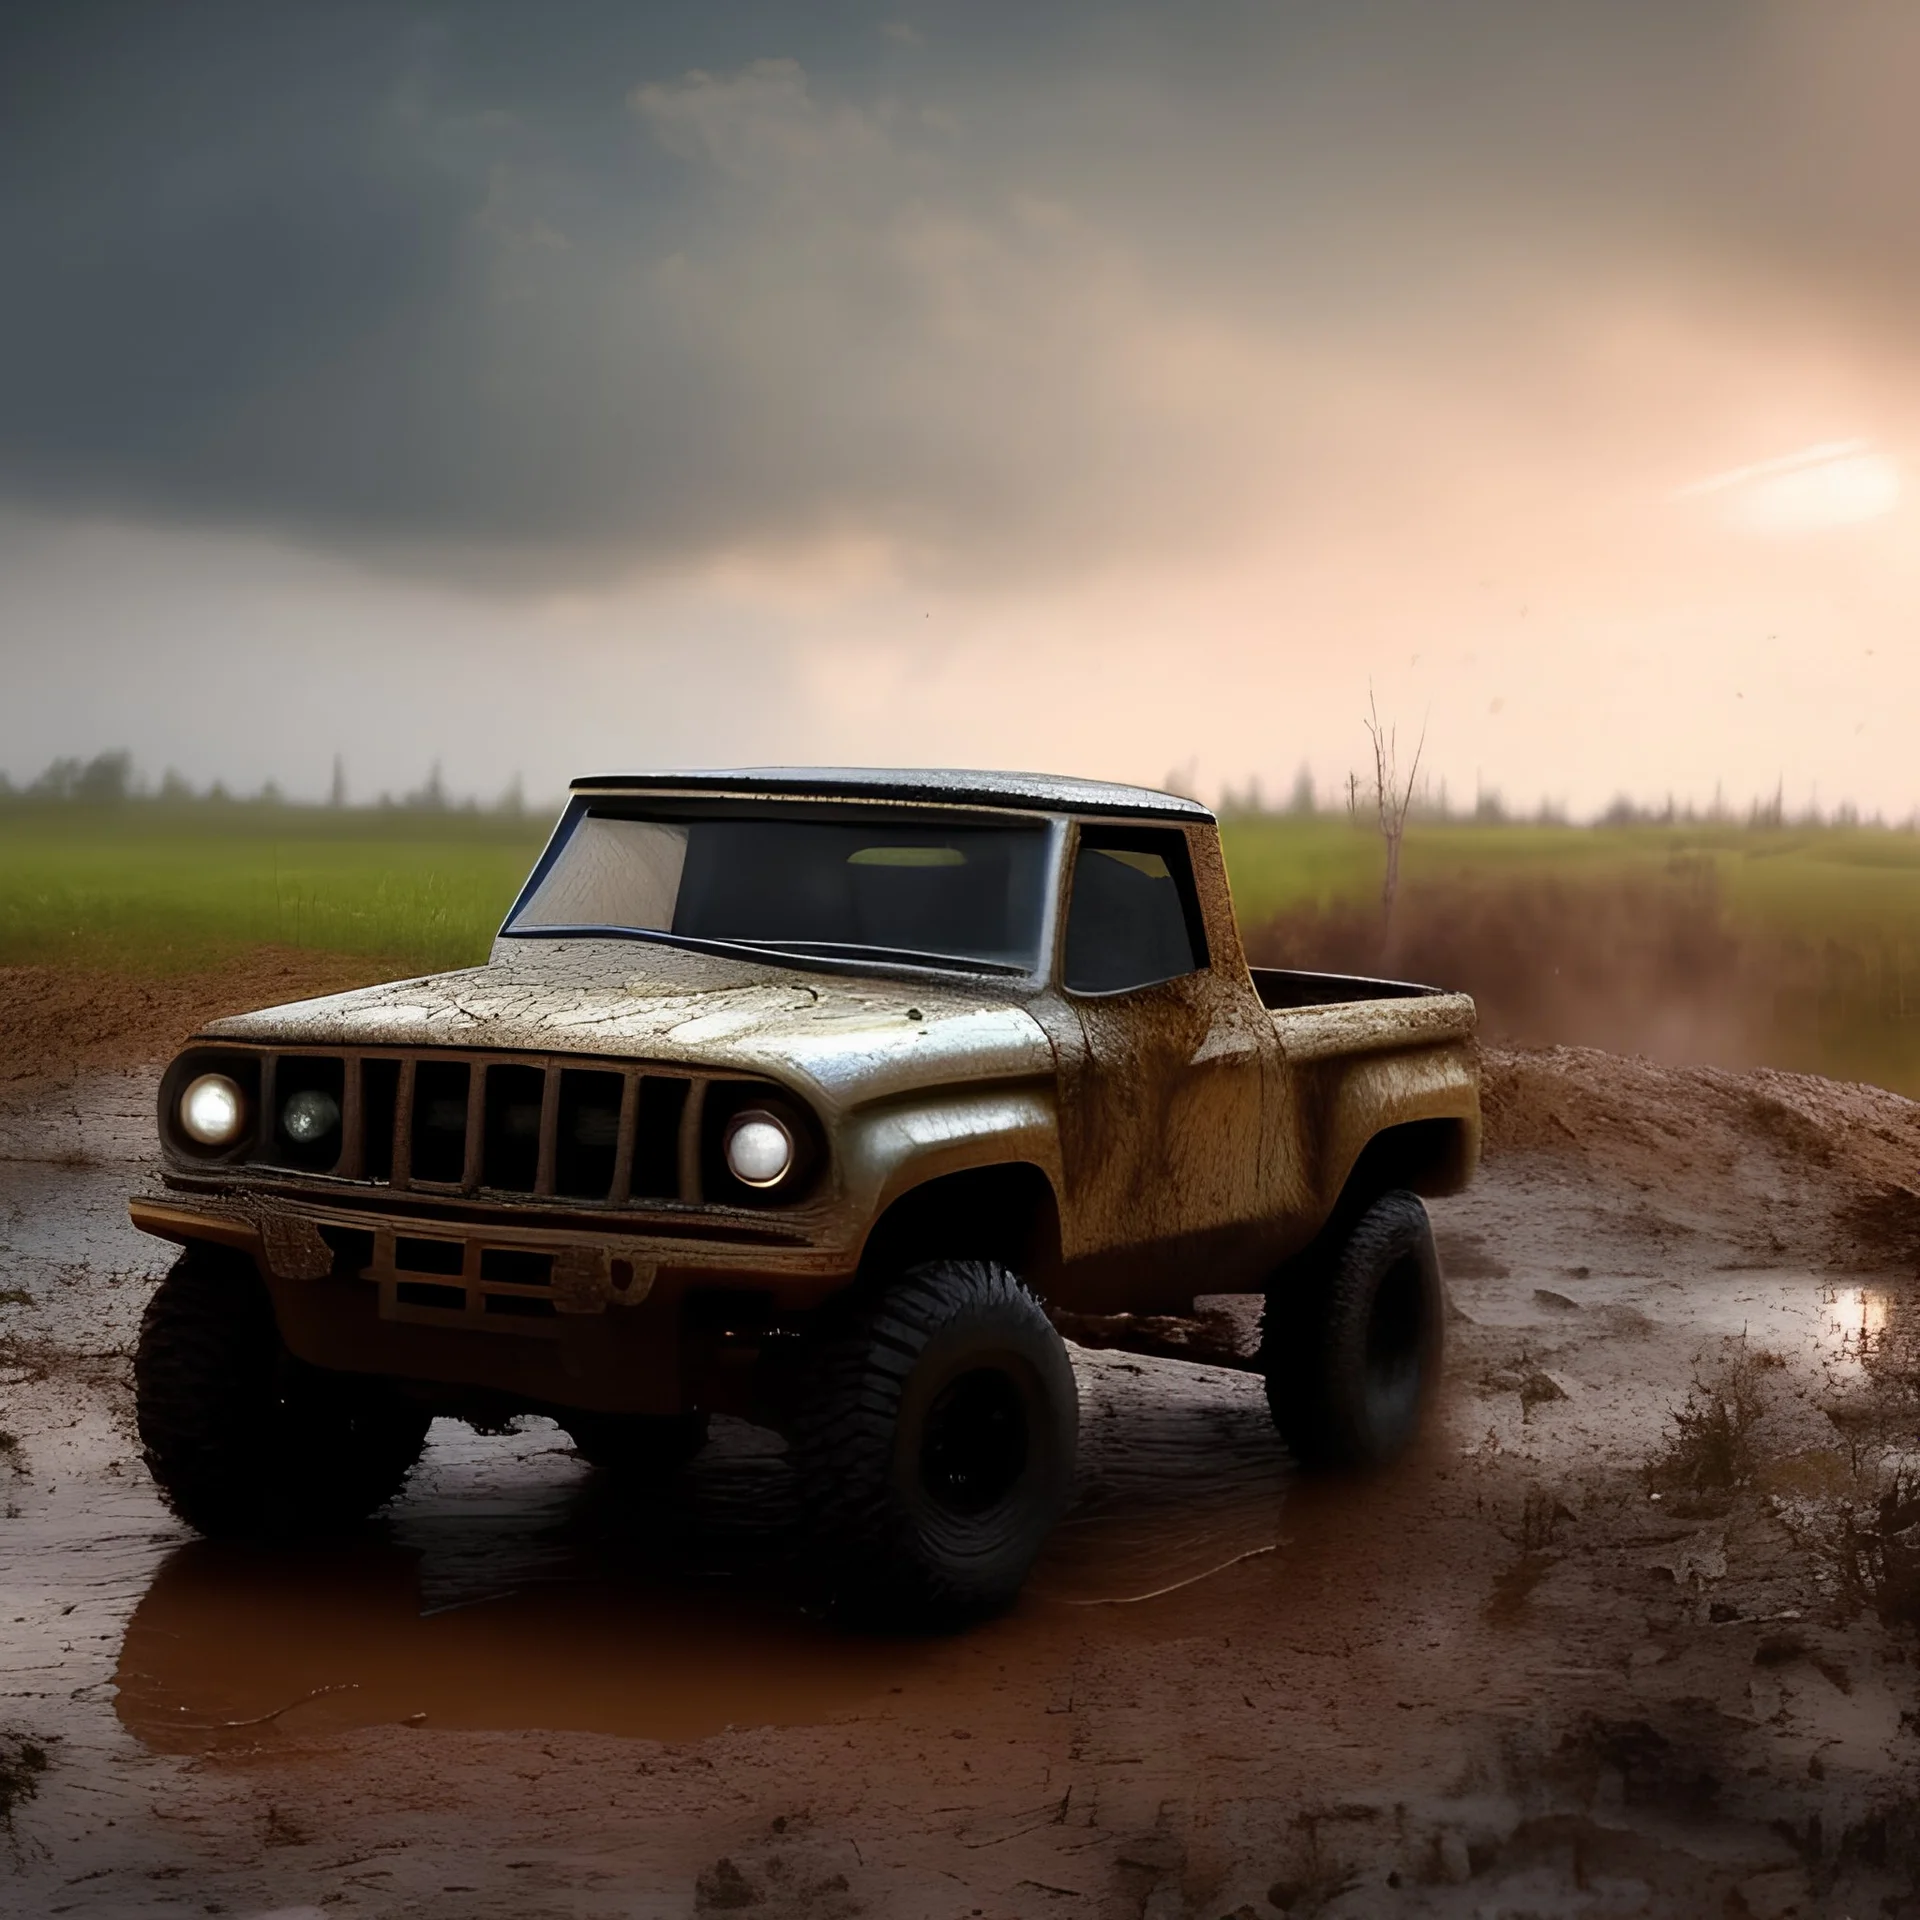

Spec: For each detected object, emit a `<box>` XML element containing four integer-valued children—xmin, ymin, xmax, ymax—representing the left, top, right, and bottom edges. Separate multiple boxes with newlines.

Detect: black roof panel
<box><xmin>568</xmin><ymin>766</ymin><xmax>1213</xmax><ymax>821</ymax></box>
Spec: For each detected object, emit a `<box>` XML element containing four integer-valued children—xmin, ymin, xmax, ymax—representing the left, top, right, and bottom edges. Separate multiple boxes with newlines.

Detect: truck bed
<box><xmin>1248</xmin><ymin>967</ymin><xmax>1440</xmax><ymax>1009</ymax></box>
<box><xmin>1249</xmin><ymin>968</ymin><xmax>1477</xmax><ymax>1061</ymax></box>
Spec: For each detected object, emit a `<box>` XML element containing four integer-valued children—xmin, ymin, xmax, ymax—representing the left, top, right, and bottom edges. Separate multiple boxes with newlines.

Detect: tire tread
<box><xmin>135</xmin><ymin>1246</ymin><xmax>429</xmax><ymax>1536</ymax></box>
<box><xmin>790</xmin><ymin>1259</ymin><xmax>1075</xmax><ymax>1620</ymax></box>
<box><xmin>1261</xmin><ymin>1189</ymin><xmax>1444</xmax><ymax>1470</ymax></box>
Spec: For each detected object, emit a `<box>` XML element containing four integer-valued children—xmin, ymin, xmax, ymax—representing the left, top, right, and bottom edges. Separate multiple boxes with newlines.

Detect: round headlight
<box><xmin>180</xmin><ymin>1073</ymin><xmax>246</xmax><ymax>1147</ymax></box>
<box><xmin>282</xmin><ymin>1088</ymin><xmax>341</xmax><ymax>1144</ymax></box>
<box><xmin>724</xmin><ymin>1110</ymin><xmax>795</xmax><ymax>1189</ymax></box>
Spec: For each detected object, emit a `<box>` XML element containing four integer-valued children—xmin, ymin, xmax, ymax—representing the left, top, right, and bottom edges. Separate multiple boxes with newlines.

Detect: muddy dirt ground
<box><xmin>3</xmin><ymin>964</ymin><xmax>1918</xmax><ymax>1918</ymax></box>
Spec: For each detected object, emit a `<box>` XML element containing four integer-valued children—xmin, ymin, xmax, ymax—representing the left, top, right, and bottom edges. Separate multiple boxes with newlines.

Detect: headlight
<box><xmin>180</xmin><ymin>1074</ymin><xmax>246</xmax><ymax>1147</ymax></box>
<box><xmin>283</xmin><ymin>1088</ymin><xmax>341</xmax><ymax>1144</ymax></box>
<box><xmin>724</xmin><ymin>1110</ymin><xmax>795</xmax><ymax>1189</ymax></box>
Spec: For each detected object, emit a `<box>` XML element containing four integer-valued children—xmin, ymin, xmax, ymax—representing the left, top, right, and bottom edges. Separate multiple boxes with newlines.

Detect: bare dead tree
<box><xmin>1364</xmin><ymin>688</ymin><xmax>1425</xmax><ymax>957</ymax></box>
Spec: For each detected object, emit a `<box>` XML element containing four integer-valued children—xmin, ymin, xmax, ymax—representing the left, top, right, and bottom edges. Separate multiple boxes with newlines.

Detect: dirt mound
<box><xmin>1481</xmin><ymin>1043</ymin><xmax>1920</xmax><ymax>1268</ymax></box>
<box><xmin>0</xmin><ymin>951</ymin><xmax>400</xmax><ymax>1080</ymax></box>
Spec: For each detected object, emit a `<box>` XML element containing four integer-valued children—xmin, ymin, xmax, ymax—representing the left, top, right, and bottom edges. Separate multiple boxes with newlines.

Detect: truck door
<box><xmin>1053</xmin><ymin>822</ymin><xmax>1274</xmax><ymax>1302</ymax></box>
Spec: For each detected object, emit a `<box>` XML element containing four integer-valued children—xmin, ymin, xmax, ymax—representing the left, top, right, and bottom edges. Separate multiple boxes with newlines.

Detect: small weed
<box><xmin>1485</xmin><ymin>1488</ymin><xmax>1577</xmax><ymax>1626</ymax></box>
<box><xmin>0</xmin><ymin>1730</ymin><xmax>49</xmax><ymax>1845</ymax></box>
<box><xmin>1518</xmin><ymin>1486</ymin><xmax>1575</xmax><ymax>1553</ymax></box>
<box><xmin>1829</xmin><ymin>1466</ymin><xmax>1920</xmax><ymax>1627</ymax></box>
<box><xmin>0</xmin><ymin>1291</ymin><xmax>31</xmax><ymax>1310</ymax></box>
<box><xmin>1648</xmin><ymin>1342</ymin><xmax>1773</xmax><ymax>1497</ymax></box>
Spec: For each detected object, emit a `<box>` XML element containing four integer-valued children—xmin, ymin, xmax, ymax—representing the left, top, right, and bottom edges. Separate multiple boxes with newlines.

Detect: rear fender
<box><xmin>1308</xmin><ymin>1044</ymin><xmax>1481</xmax><ymax>1224</ymax></box>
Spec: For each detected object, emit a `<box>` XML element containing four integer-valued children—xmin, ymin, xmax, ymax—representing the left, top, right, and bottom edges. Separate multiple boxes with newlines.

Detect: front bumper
<box><xmin>129</xmin><ymin>1191</ymin><xmax>834</xmax><ymax>1417</ymax></box>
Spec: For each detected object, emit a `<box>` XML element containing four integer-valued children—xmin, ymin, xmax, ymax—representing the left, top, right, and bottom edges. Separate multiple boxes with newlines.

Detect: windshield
<box><xmin>504</xmin><ymin>807</ymin><xmax>1052</xmax><ymax>974</ymax></box>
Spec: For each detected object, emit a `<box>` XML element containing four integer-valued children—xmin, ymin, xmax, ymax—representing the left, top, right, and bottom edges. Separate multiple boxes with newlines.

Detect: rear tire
<box><xmin>135</xmin><ymin>1245</ymin><xmax>430</xmax><ymax>1536</ymax></box>
<box><xmin>790</xmin><ymin>1259</ymin><xmax>1078</xmax><ymax>1623</ymax></box>
<box><xmin>561</xmin><ymin>1410</ymin><xmax>710</xmax><ymax>1479</ymax></box>
<box><xmin>1261</xmin><ymin>1189</ymin><xmax>1445</xmax><ymax>1470</ymax></box>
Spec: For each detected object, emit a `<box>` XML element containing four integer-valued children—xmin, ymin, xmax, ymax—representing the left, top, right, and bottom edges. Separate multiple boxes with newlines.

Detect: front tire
<box><xmin>1261</xmin><ymin>1189</ymin><xmax>1445</xmax><ymax>1470</ymax></box>
<box><xmin>790</xmin><ymin>1259</ymin><xmax>1078</xmax><ymax>1623</ymax></box>
<box><xmin>135</xmin><ymin>1246</ymin><xmax>430</xmax><ymax>1536</ymax></box>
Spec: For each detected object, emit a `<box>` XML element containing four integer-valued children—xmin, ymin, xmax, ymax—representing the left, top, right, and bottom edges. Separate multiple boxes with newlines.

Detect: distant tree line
<box><xmin>0</xmin><ymin>747</ymin><xmax>1887</xmax><ymax>833</ymax></box>
<box><xmin>0</xmin><ymin>750</ymin><xmax>532</xmax><ymax>815</ymax></box>
<box><xmin>1198</xmin><ymin>760</ymin><xmax>1886</xmax><ymax>832</ymax></box>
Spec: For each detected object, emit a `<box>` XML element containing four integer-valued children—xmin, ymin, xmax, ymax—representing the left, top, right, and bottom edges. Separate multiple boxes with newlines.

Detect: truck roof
<box><xmin>567</xmin><ymin>766</ymin><xmax>1214</xmax><ymax>822</ymax></box>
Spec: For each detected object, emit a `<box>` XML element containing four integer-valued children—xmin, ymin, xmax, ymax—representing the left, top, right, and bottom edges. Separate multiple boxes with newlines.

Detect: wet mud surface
<box><xmin>4</xmin><ymin>1023</ymin><xmax>1920</xmax><ymax>1915</ymax></box>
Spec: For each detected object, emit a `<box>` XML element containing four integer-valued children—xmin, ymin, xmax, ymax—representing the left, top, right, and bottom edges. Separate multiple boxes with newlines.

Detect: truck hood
<box><xmin>197</xmin><ymin>938</ymin><xmax>1055</xmax><ymax>1109</ymax></box>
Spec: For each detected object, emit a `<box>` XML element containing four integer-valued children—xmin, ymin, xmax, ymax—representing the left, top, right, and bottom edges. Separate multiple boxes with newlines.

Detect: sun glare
<box><xmin>1676</xmin><ymin>440</ymin><xmax>1903</xmax><ymax>534</ymax></box>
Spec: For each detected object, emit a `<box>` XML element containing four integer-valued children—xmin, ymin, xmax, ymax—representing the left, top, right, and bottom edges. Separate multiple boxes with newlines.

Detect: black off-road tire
<box><xmin>790</xmin><ymin>1259</ymin><xmax>1078</xmax><ymax>1623</ymax></box>
<box><xmin>561</xmin><ymin>1410</ymin><xmax>710</xmax><ymax>1479</ymax></box>
<box><xmin>135</xmin><ymin>1245</ymin><xmax>430</xmax><ymax>1536</ymax></box>
<box><xmin>1261</xmin><ymin>1189</ymin><xmax>1445</xmax><ymax>1470</ymax></box>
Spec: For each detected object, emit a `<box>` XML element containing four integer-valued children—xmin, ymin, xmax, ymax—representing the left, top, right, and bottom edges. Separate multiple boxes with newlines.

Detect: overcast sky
<box><xmin>4</xmin><ymin>1</ymin><xmax>1919</xmax><ymax>813</ymax></box>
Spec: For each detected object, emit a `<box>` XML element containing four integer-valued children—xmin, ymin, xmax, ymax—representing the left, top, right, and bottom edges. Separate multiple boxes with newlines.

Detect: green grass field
<box><xmin>0</xmin><ymin>803</ymin><xmax>549</xmax><ymax>975</ymax></box>
<box><xmin>8</xmin><ymin>800</ymin><xmax>1920</xmax><ymax>973</ymax></box>
<box><xmin>10</xmin><ymin>800</ymin><xmax>1920</xmax><ymax>1092</ymax></box>
<box><xmin>1218</xmin><ymin>810</ymin><xmax>1920</xmax><ymax>939</ymax></box>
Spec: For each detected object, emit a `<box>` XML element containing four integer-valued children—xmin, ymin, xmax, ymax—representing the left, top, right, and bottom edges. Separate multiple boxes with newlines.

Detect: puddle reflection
<box><xmin>1812</xmin><ymin>1282</ymin><xmax>1915</xmax><ymax>1379</ymax></box>
<box><xmin>115</xmin><ymin>1536</ymin><xmax>916</xmax><ymax>1750</ymax></box>
<box><xmin>113</xmin><ymin>1351</ymin><xmax>1296</xmax><ymax>1753</ymax></box>
<box><xmin>115</xmin><ymin>1417</ymin><xmax>914</xmax><ymax>1751</ymax></box>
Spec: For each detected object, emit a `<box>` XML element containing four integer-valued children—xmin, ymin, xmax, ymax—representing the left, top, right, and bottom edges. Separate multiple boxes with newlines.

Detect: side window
<box><xmin>1063</xmin><ymin>827</ymin><xmax>1208</xmax><ymax>995</ymax></box>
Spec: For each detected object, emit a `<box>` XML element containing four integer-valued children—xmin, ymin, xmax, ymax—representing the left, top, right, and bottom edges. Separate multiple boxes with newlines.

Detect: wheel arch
<box><xmin>1300</xmin><ymin>1039</ymin><xmax>1480</xmax><ymax>1239</ymax></box>
<box><xmin>1337</xmin><ymin>1115</ymin><xmax>1475</xmax><ymax>1214</ymax></box>
<box><xmin>855</xmin><ymin>1161</ymin><xmax>1063</xmax><ymax>1292</ymax></box>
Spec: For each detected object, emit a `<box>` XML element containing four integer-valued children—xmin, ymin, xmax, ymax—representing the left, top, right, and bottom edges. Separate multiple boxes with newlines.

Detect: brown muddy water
<box><xmin>3</xmin><ymin>1059</ymin><xmax>1919</xmax><ymax>1918</ymax></box>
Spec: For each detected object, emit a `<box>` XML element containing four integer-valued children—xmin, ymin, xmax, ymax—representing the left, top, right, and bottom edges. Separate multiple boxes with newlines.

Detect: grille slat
<box><xmin>608</xmin><ymin>1073</ymin><xmax>640</xmax><ymax>1207</ymax></box>
<box><xmin>534</xmin><ymin>1067</ymin><xmax>561</xmax><ymax>1198</ymax></box>
<box><xmin>256</xmin><ymin>1053</ymin><xmax>279</xmax><ymax>1164</ymax></box>
<box><xmin>461</xmin><ymin>1066</ymin><xmax>487</xmax><ymax>1190</ymax></box>
<box><xmin>677</xmin><ymin>1078</ymin><xmax>707</xmax><ymax>1206</ymax></box>
<box><xmin>336</xmin><ymin>1061</ymin><xmax>365</xmax><ymax>1180</ymax></box>
<box><xmin>391</xmin><ymin>1060</ymin><xmax>416</xmax><ymax>1190</ymax></box>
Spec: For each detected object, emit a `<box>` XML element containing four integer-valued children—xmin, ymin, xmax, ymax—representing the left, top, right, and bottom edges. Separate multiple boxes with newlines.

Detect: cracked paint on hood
<box><xmin>196</xmin><ymin>938</ymin><xmax>1055</xmax><ymax>1108</ymax></box>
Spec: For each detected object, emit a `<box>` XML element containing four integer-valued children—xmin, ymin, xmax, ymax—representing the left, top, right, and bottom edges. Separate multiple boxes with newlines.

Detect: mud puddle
<box><xmin>117</xmin><ymin>1531</ymin><xmax>913</xmax><ymax>1751</ymax></box>
<box><xmin>112</xmin><ymin>1344</ymin><xmax>1292</xmax><ymax>1753</ymax></box>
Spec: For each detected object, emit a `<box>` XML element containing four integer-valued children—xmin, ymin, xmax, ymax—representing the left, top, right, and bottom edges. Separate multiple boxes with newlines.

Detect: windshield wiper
<box><xmin>498</xmin><ymin>924</ymin><xmax>1031</xmax><ymax>978</ymax></box>
<box><xmin>719</xmin><ymin>937</ymin><xmax>1028</xmax><ymax>976</ymax></box>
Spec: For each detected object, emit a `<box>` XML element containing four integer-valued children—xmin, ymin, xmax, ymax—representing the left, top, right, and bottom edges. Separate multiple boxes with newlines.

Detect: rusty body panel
<box><xmin>131</xmin><ymin>769</ymin><xmax>1479</xmax><ymax>1421</ymax></box>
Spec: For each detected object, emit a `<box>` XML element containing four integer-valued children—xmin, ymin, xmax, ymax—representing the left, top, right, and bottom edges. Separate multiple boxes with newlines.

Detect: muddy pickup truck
<box><xmin>130</xmin><ymin>768</ymin><xmax>1478</xmax><ymax>1618</ymax></box>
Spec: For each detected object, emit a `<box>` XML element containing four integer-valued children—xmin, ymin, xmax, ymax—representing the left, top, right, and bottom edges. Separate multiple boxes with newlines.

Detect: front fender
<box><xmin>836</xmin><ymin>1079</ymin><xmax>1063</xmax><ymax>1232</ymax></box>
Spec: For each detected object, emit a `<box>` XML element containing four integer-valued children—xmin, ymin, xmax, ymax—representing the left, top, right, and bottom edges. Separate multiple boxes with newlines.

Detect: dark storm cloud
<box><xmin>2</xmin><ymin>1</ymin><xmax>1917</xmax><ymax>581</ymax></box>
